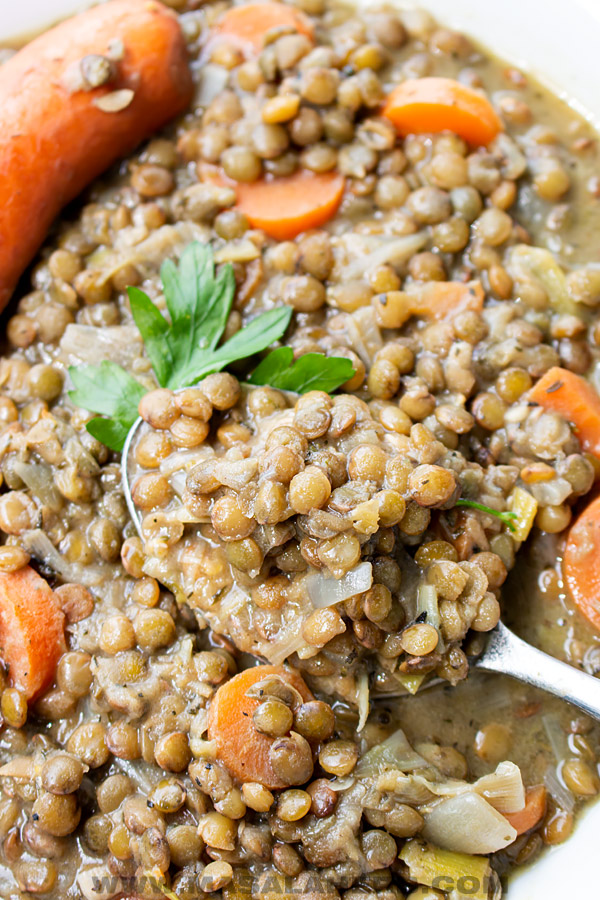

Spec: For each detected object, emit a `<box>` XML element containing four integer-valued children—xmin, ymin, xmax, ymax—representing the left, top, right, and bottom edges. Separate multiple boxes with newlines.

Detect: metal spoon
<box><xmin>122</xmin><ymin>416</ymin><xmax>600</xmax><ymax>721</ymax></box>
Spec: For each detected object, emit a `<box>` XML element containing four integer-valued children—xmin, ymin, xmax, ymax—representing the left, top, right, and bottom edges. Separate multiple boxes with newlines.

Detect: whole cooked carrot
<box><xmin>383</xmin><ymin>77</ymin><xmax>502</xmax><ymax>147</ymax></box>
<box><xmin>528</xmin><ymin>366</ymin><xmax>600</xmax><ymax>458</ymax></box>
<box><xmin>212</xmin><ymin>2</ymin><xmax>314</xmax><ymax>55</ymax></box>
<box><xmin>504</xmin><ymin>785</ymin><xmax>547</xmax><ymax>835</ymax></box>
<box><xmin>374</xmin><ymin>280</ymin><xmax>484</xmax><ymax>329</ymax></box>
<box><xmin>207</xmin><ymin>664</ymin><xmax>313</xmax><ymax>789</ymax></box>
<box><xmin>563</xmin><ymin>495</ymin><xmax>600</xmax><ymax>631</ymax></box>
<box><xmin>0</xmin><ymin>0</ymin><xmax>193</xmax><ymax>312</ymax></box>
<box><xmin>0</xmin><ymin>566</ymin><xmax>66</xmax><ymax>700</ymax></box>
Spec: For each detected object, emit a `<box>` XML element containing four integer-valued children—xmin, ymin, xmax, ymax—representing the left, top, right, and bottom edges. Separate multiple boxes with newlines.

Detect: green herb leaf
<box><xmin>69</xmin><ymin>243</ymin><xmax>295</xmax><ymax>451</ymax></box>
<box><xmin>129</xmin><ymin>242</ymin><xmax>236</xmax><ymax>390</ymax></box>
<box><xmin>68</xmin><ymin>361</ymin><xmax>146</xmax><ymax>452</ymax></box>
<box><xmin>249</xmin><ymin>347</ymin><xmax>355</xmax><ymax>394</ymax></box>
<box><xmin>186</xmin><ymin>307</ymin><xmax>293</xmax><ymax>384</ymax></box>
<box><xmin>455</xmin><ymin>498</ymin><xmax>518</xmax><ymax>533</ymax></box>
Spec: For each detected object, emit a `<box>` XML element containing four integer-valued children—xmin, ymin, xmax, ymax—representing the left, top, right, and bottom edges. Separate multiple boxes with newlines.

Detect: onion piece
<box><xmin>12</xmin><ymin>460</ymin><xmax>63</xmax><ymax>512</ymax></box>
<box><xmin>507</xmin><ymin>244</ymin><xmax>575</xmax><ymax>315</ymax></box>
<box><xmin>356</xmin><ymin>670</ymin><xmax>370</xmax><ymax>733</ymax></box>
<box><xmin>422</xmin><ymin>792</ymin><xmax>518</xmax><ymax>854</ymax></box>
<box><xmin>416</xmin><ymin>583</ymin><xmax>445</xmax><ymax>652</ymax></box>
<box><xmin>543</xmin><ymin>714</ymin><xmax>570</xmax><ymax>762</ymax></box>
<box><xmin>22</xmin><ymin>529</ymin><xmax>104</xmax><ymax>587</ymax></box>
<box><xmin>544</xmin><ymin>762</ymin><xmax>575</xmax><ymax>814</ymax></box>
<box><xmin>306</xmin><ymin>561</ymin><xmax>373</xmax><ymax>608</ymax></box>
<box><xmin>339</xmin><ymin>232</ymin><xmax>428</xmax><ymax>281</ymax></box>
<box><xmin>60</xmin><ymin>323</ymin><xmax>142</xmax><ymax>369</ymax></box>
<box><xmin>356</xmin><ymin>727</ymin><xmax>427</xmax><ymax>777</ymax></box>
<box><xmin>474</xmin><ymin>761</ymin><xmax>525</xmax><ymax>814</ymax></box>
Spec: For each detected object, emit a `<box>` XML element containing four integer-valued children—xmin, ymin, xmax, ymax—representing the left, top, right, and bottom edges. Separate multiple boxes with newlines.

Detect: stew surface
<box><xmin>0</xmin><ymin>2</ymin><xmax>599</xmax><ymax>899</ymax></box>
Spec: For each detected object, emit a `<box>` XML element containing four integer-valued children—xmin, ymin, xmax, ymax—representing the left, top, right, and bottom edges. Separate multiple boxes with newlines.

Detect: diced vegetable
<box><xmin>203</xmin><ymin>167</ymin><xmax>345</xmax><ymax>241</ymax></box>
<box><xmin>508</xmin><ymin>487</ymin><xmax>538</xmax><ymax>542</ymax></box>
<box><xmin>382</xmin><ymin>78</ymin><xmax>502</xmax><ymax>147</ymax></box>
<box><xmin>474</xmin><ymin>761</ymin><xmax>525</xmax><ymax>814</ymax></box>
<box><xmin>306</xmin><ymin>562</ymin><xmax>373</xmax><ymax>608</ymax></box>
<box><xmin>355</xmin><ymin>727</ymin><xmax>427</xmax><ymax>776</ymax></box>
<box><xmin>374</xmin><ymin>280</ymin><xmax>484</xmax><ymax>329</ymax></box>
<box><xmin>399</xmin><ymin>839</ymin><xmax>492</xmax><ymax>900</ymax></box>
<box><xmin>422</xmin><ymin>792</ymin><xmax>518</xmax><ymax>854</ymax></box>
<box><xmin>528</xmin><ymin>366</ymin><xmax>600</xmax><ymax>458</ymax></box>
<box><xmin>507</xmin><ymin>245</ymin><xmax>575</xmax><ymax>315</ymax></box>
<box><xmin>504</xmin><ymin>785</ymin><xmax>547</xmax><ymax>835</ymax></box>
<box><xmin>0</xmin><ymin>566</ymin><xmax>66</xmax><ymax>700</ymax></box>
<box><xmin>212</xmin><ymin>2</ymin><xmax>314</xmax><ymax>55</ymax></box>
<box><xmin>394</xmin><ymin>672</ymin><xmax>427</xmax><ymax>695</ymax></box>
<box><xmin>207</xmin><ymin>664</ymin><xmax>313</xmax><ymax>789</ymax></box>
<box><xmin>563</xmin><ymin>495</ymin><xmax>600</xmax><ymax>631</ymax></box>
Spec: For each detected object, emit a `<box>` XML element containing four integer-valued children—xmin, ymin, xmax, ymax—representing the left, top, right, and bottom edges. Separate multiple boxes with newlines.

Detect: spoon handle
<box><xmin>477</xmin><ymin>621</ymin><xmax>600</xmax><ymax>721</ymax></box>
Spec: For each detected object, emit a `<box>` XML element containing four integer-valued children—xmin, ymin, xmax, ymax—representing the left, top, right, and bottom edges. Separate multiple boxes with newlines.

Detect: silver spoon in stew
<box><xmin>121</xmin><ymin>414</ymin><xmax>600</xmax><ymax>723</ymax></box>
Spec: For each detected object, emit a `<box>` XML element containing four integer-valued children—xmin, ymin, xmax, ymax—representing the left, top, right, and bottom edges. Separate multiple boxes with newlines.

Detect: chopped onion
<box><xmin>77</xmin><ymin>866</ymin><xmax>124</xmax><ymax>900</ymax></box>
<box><xmin>306</xmin><ymin>561</ymin><xmax>373</xmax><ymax>608</ymax></box>
<box><xmin>340</xmin><ymin>233</ymin><xmax>427</xmax><ymax>280</ymax></box>
<box><xmin>196</xmin><ymin>63</ymin><xmax>229</xmax><ymax>106</ymax></box>
<box><xmin>474</xmin><ymin>761</ymin><xmax>525</xmax><ymax>814</ymax></box>
<box><xmin>422</xmin><ymin>792</ymin><xmax>518</xmax><ymax>854</ymax></box>
<box><xmin>22</xmin><ymin>529</ymin><xmax>103</xmax><ymax>587</ymax></box>
<box><xmin>343</xmin><ymin>307</ymin><xmax>383</xmax><ymax>366</ymax></box>
<box><xmin>0</xmin><ymin>757</ymin><xmax>36</xmax><ymax>779</ymax></box>
<box><xmin>529</xmin><ymin>476</ymin><xmax>572</xmax><ymax>507</ymax></box>
<box><xmin>544</xmin><ymin>762</ymin><xmax>575</xmax><ymax>813</ymax></box>
<box><xmin>12</xmin><ymin>460</ymin><xmax>62</xmax><ymax>511</ymax></box>
<box><xmin>59</xmin><ymin>323</ymin><xmax>142</xmax><ymax>368</ymax></box>
<box><xmin>416</xmin><ymin>584</ymin><xmax>444</xmax><ymax>651</ymax></box>
<box><xmin>507</xmin><ymin>245</ymin><xmax>574</xmax><ymax>315</ymax></box>
<box><xmin>356</xmin><ymin>727</ymin><xmax>427</xmax><ymax>777</ymax></box>
<box><xmin>356</xmin><ymin>670</ymin><xmax>370</xmax><ymax>733</ymax></box>
<box><xmin>543</xmin><ymin>714</ymin><xmax>570</xmax><ymax>762</ymax></box>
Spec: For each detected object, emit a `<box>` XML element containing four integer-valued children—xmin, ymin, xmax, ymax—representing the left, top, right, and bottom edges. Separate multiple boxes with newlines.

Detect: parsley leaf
<box><xmin>128</xmin><ymin>242</ymin><xmax>236</xmax><ymax>390</ymax></box>
<box><xmin>184</xmin><ymin>307</ymin><xmax>293</xmax><ymax>384</ymax></box>
<box><xmin>69</xmin><ymin>361</ymin><xmax>146</xmax><ymax>452</ymax></box>
<box><xmin>249</xmin><ymin>347</ymin><xmax>355</xmax><ymax>394</ymax></box>
<box><xmin>455</xmin><ymin>498</ymin><xmax>518</xmax><ymax>533</ymax></box>
<box><xmin>68</xmin><ymin>243</ymin><xmax>293</xmax><ymax>451</ymax></box>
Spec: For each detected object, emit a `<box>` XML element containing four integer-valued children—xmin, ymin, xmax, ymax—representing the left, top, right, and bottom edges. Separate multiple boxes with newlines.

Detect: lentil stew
<box><xmin>0</xmin><ymin>2</ymin><xmax>599</xmax><ymax>899</ymax></box>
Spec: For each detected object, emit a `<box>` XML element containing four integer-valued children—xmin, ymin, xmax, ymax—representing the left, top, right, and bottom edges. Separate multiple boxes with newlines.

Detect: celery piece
<box><xmin>508</xmin><ymin>487</ymin><xmax>538</xmax><ymax>542</ymax></box>
<box><xmin>400</xmin><ymin>839</ymin><xmax>492</xmax><ymax>900</ymax></box>
<box><xmin>395</xmin><ymin>672</ymin><xmax>426</xmax><ymax>695</ymax></box>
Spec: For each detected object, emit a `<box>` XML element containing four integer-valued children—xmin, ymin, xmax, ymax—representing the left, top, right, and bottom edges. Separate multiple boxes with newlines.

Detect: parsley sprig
<box><xmin>455</xmin><ymin>498</ymin><xmax>518</xmax><ymax>533</ymax></box>
<box><xmin>69</xmin><ymin>242</ymin><xmax>354</xmax><ymax>451</ymax></box>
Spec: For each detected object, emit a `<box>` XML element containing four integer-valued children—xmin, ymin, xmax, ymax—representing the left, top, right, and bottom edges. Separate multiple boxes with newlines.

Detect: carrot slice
<box><xmin>216</xmin><ymin>169</ymin><xmax>346</xmax><ymax>241</ymax></box>
<box><xmin>504</xmin><ymin>785</ymin><xmax>547</xmax><ymax>835</ymax></box>
<box><xmin>0</xmin><ymin>567</ymin><xmax>66</xmax><ymax>700</ymax></box>
<box><xmin>207</xmin><ymin>664</ymin><xmax>313</xmax><ymax>789</ymax></box>
<box><xmin>0</xmin><ymin>0</ymin><xmax>193</xmax><ymax>312</ymax></box>
<box><xmin>408</xmin><ymin>280</ymin><xmax>485</xmax><ymax>320</ymax></box>
<box><xmin>528</xmin><ymin>366</ymin><xmax>600</xmax><ymax>458</ymax></box>
<box><xmin>213</xmin><ymin>2</ymin><xmax>314</xmax><ymax>54</ymax></box>
<box><xmin>374</xmin><ymin>280</ymin><xmax>484</xmax><ymax>329</ymax></box>
<box><xmin>382</xmin><ymin>77</ymin><xmax>502</xmax><ymax>147</ymax></box>
<box><xmin>564</xmin><ymin>495</ymin><xmax>600</xmax><ymax>631</ymax></box>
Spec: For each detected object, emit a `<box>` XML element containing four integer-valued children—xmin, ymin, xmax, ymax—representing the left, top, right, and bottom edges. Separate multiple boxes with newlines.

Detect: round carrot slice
<box><xmin>0</xmin><ymin>566</ymin><xmax>66</xmax><ymax>700</ymax></box>
<box><xmin>235</xmin><ymin>171</ymin><xmax>346</xmax><ymax>241</ymax></box>
<box><xmin>207</xmin><ymin>664</ymin><xmax>313</xmax><ymax>789</ymax></box>
<box><xmin>213</xmin><ymin>2</ymin><xmax>314</xmax><ymax>54</ymax></box>
<box><xmin>564</xmin><ymin>495</ymin><xmax>600</xmax><ymax>631</ymax></box>
<box><xmin>382</xmin><ymin>77</ymin><xmax>502</xmax><ymax>147</ymax></box>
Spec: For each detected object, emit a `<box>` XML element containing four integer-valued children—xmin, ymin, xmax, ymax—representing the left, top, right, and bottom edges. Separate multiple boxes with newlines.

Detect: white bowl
<box><xmin>2</xmin><ymin>1</ymin><xmax>600</xmax><ymax>898</ymax></box>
